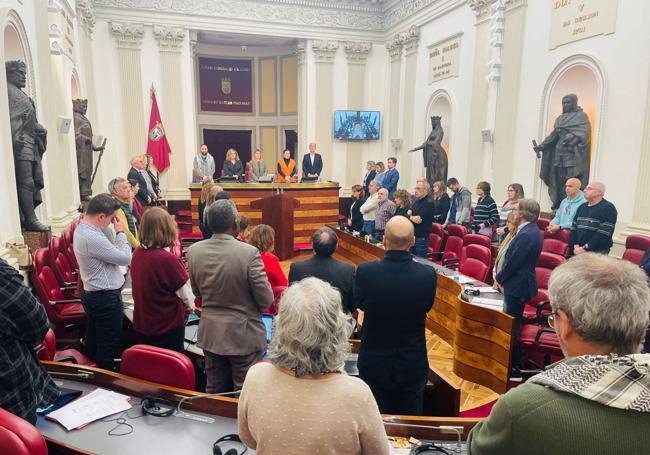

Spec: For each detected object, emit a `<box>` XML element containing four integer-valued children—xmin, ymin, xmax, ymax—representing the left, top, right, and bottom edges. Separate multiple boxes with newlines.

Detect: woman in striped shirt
<box><xmin>471</xmin><ymin>181</ymin><xmax>499</xmax><ymax>237</ymax></box>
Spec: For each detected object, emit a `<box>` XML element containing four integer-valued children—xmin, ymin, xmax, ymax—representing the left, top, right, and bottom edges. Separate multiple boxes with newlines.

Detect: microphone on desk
<box><xmin>382</xmin><ymin>416</ymin><xmax>464</xmax><ymax>453</ymax></box>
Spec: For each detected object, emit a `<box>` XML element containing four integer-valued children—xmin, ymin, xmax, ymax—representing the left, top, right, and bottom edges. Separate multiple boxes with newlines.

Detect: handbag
<box><xmin>5</xmin><ymin>242</ymin><xmax>32</xmax><ymax>268</ymax></box>
<box><xmin>478</xmin><ymin>225</ymin><xmax>494</xmax><ymax>238</ymax></box>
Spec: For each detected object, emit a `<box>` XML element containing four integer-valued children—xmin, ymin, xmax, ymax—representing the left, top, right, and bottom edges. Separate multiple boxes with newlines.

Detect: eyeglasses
<box><xmin>547</xmin><ymin>311</ymin><xmax>558</xmax><ymax>328</ymax></box>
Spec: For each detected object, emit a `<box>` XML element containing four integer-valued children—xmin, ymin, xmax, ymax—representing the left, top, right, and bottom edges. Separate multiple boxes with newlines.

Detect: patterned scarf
<box><xmin>528</xmin><ymin>354</ymin><xmax>650</xmax><ymax>412</ymax></box>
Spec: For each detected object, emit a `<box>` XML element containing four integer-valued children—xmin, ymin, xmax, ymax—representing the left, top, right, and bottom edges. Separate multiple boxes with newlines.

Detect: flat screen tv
<box><xmin>333</xmin><ymin>110</ymin><xmax>380</xmax><ymax>141</ymax></box>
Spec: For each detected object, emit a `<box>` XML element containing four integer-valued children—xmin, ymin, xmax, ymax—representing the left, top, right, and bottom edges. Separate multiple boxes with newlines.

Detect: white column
<box><xmin>400</xmin><ymin>26</ymin><xmax>420</xmax><ymax>189</ymax></box>
<box><xmin>153</xmin><ymin>25</ymin><xmax>190</xmax><ymax>200</ymax></box>
<box><xmin>311</xmin><ymin>40</ymin><xmax>338</xmax><ymax>180</ymax></box>
<box><xmin>294</xmin><ymin>41</ymin><xmax>307</xmax><ymax>166</ymax></box>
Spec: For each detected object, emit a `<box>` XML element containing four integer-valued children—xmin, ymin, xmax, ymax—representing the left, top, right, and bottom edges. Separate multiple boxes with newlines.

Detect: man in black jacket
<box><xmin>356</xmin><ymin>216</ymin><xmax>437</xmax><ymax>415</ymax></box>
<box><xmin>567</xmin><ymin>181</ymin><xmax>617</xmax><ymax>256</ymax></box>
<box><xmin>288</xmin><ymin>227</ymin><xmax>355</xmax><ymax>315</ymax></box>
<box><xmin>127</xmin><ymin>155</ymin><xmax>152</xmax><ymax>206</ymax></box>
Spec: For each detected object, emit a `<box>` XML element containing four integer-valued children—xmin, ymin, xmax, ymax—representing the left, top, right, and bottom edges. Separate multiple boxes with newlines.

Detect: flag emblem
<box><xmin>149</xmin><ymin>121</ymin><xmax>165</xmax><ymax>141</ymax></box>
<box><xmin>221</xmin><ymin>77</ymin><xmax>232</xmax><ymax>95</ymax></box>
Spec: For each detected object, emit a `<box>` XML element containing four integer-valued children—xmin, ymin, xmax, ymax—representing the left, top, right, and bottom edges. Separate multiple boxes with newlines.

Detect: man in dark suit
<box><xmin>356</xmin><ymin>216</ymin><xmax>437</xmax><ymax>415</ymax></box>
<box><xmin>127</xmin><ymin>155</ymin><xmax>151</xmax><ymax>206</ymax></box>
<box><xmin>363</xmin><ymin>160</ymin><xmax>376</xmax><ymax>194</ymax></box>
<box><xmin>301</xmin><ymin>142</ymin><xmax>323</xmax><ymax>179</ymax></box>
<box><xmin>495</xmin><ymin>198</ymin><xmax>543</xmax><ymax>379</ymax></box>
<box><xmin>383</xmin><ymin>157</ymin><xmax>400</xmax><ymax>199</ymax></box>
<box><xmin>288</xmin><ymin>227</ymin><xmax>355</xmax><ymax>314</ymax></box>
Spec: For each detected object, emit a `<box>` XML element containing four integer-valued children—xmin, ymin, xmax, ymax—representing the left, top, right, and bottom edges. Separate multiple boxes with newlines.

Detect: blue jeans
<box><xmin>410</xmin><ymin>236</ymin><xmax>429</xmax><ymax>258</ymax></box>
<box><xmin>363</xmin><ymin>220</ymin><xmax>375</xmax><ymax>236</ymax></box>
<box><xmin>82</xmin><ymin>290</ymin><xmax>123</xmax><ymax>371</ymax></box>
<box><xmin>503</xmin><ymin>293</ymin><xmax>527</xmax><ymax>368</ymax></box>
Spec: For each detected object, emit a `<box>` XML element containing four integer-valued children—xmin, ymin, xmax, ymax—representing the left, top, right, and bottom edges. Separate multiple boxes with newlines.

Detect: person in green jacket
<box><xmin>469</xmin><ymin>253</ymin><xmax>650</xmax><ymax>455</ymax></box>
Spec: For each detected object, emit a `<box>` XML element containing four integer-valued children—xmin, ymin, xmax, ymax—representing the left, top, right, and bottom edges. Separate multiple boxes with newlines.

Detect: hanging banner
<box><xmin>198</xmin><ymin>57</ymin><xmax>253</xmax><ymax>113</ymax></box>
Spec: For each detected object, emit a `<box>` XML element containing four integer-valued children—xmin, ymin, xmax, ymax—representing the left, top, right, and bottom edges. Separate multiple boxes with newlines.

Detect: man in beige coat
<box><xmin>187</xmin><ymin>200</ymin><xmax>273</xmax><ymax>392</ymax></box>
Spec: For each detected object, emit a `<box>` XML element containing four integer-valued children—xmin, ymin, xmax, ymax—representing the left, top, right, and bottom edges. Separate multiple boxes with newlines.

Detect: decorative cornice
<box><xmin>312</xmin><ymin>40</ymin><xmax>339</xmax><ymax>63</ymax></box>
<box><xmin>385</xmin><ymin>34</ymin><xmax>403</xmax><ymax>61</ymax></box>
<box><xmin>344</xmin><ymin>41</ymin><xmax>372</xmax><ymax>63</ymax></box>
<box><xmin>399</xmin><ymin>25</ymin><xmax>419</xmax><ymax>56</ymax></box>
<box><xmin>383</xmin><ymin>0</ymin><xmax>437</xmax><ymax>29</ymax></box>
<box><xmin>153</xmin><ymin>25</ymin><xmax>186</xmax><ymax>52</ymax></box>
<box><xmin>76</xmin><ymin>0</ymin><xmax>96</xmax><ymax>34</ymax></box>
<box><xmin>110</xmin><ymin>21</ymin><xmax>144</xmax><ymax>49</ymax></box>
<box><xmin>469</xmin><ymin>0</ymin><xmax>526</xmax><ymax>22</ymax></box>
<box><xmin>293</xmin><ymin>41</ymin><xmax>306</xmax><ymax>65</ymax></box>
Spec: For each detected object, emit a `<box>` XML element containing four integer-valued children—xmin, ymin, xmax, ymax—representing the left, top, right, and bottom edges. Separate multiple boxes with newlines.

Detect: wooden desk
<box><xmin>189</xmin><ymin>182</ymin><xmax>340</xmax><ymax>243</ymax></box>
<box><xmin>332</xmin><ymin>227</ymin><xmax>514</xmax><ymax>395</ymax></box>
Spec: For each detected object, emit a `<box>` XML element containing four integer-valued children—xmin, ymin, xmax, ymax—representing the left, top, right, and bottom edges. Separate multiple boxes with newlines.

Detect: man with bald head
<box><xmin>355</xmin><ymin>216</ymin><xmax>437</xmax><ymax>415</ymax></box>
<box><xmin>547</xmin><ymin>178</ymin><xmax>586</xmax><ymax>234</ymax></box>
<box><xmin>568</xmin><ymin>181</ymin><xmax>617</xmax><ymax>255</ymax></box>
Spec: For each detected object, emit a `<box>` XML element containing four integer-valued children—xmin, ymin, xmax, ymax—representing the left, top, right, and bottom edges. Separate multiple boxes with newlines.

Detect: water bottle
<box><xmin>452</xmin><ymin>270</ymin><xmax>460</xmax><ymax>282</ymax></box>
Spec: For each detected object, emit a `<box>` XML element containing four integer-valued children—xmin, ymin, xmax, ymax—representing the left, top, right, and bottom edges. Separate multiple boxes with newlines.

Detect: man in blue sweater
<box><xmin>546</xmin><ymin>177</ymin><xmax>585</xmax><ymax>234</ymax></box>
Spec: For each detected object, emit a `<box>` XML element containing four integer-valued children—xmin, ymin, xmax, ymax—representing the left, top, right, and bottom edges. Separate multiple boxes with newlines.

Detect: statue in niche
<box><xmin>533</xmin><ymin>93</ymin><xmax>591</xmax><ymax>210</ymax></box>
<box><xmin>6</xmin><ymin>60</ymin><xmax>49</xmax><ymax>232</ymax></box>
<box><xmin>73</xmin><ymin>99</ymin><xmax>104</xmax><ymax>201</ymax></box>
<box><xmin>408</xmin><ymin>116</ymin><xmax>448</xmax><ymax>187</ymax></box>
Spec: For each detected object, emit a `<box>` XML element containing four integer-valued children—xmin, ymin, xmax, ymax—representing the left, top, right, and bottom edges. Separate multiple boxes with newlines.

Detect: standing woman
<box><xmin>249</xmin><ymin>149</ymin><xmax>267</xmax><ymax>183</ymax></box>
<box><xmin>131</xmin><ymin>207</ymin><xmax>195</xmax><ymax>352</ymax></box>
<box><xmin>223</xmin><ymin>148</ymin><xmax>244</xmax><ymax>181</ymax></box>
<box><xmin>373</xmin><ymin>162</ymin><xmax>386</xmax><ymax>186</ymax></box>
<box><xmin>249</xmin><ymin>224</ymin><xmax>287</xmax><ymax>314</ymax></box>
<box><xmin>493</xmin><ymin>211</ymin><xmax>519</xmax><ymax>287</ymax></box>
<box><xmin>472</xmin><ymin>181</ymin><xmax>499</xmax><ymax>237</ymax></box>
<box><xmin>431</xmin><ymin>181</ymin><xmax>450</xmax><ymax>224</ymax></box>
<box><xmin>349</xmin><ymin>184</ymin><xmax>366</xmax><ymax>232</ymax></box>
<box><xmin>393</xmin><ymin>189</ymin><xmax>412</xmax><ymax>218</ymax></box>
<box><xmin>497</xmin><ymin>183</ymin><xmax>524</xmax><ymax>237</ymax></box>
<box><xmin>277</xmin><ymin>149</ymin><xmax>297</xmax><ymax>183</ymax></box>
<box><xmin>128</xmin><ymin>179</ymin><xmax>143</xmax><ymax>222</ymax></box>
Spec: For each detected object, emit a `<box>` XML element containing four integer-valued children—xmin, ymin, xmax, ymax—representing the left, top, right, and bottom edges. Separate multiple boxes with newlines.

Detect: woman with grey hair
<box><xmin>238</xmin><ymin>277</ymin><xmax>389</xmax><ymax>454</ymax></box>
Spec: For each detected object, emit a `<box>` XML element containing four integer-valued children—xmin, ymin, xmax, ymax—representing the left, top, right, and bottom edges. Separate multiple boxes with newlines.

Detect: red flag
<box><xmin>146</xmin><ymin>86</ymin><xmax>171</xmax><ymax>172</ymax></box>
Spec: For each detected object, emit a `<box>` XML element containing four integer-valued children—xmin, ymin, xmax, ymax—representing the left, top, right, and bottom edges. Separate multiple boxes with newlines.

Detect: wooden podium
<box><xmin>250</xmin><ymin>194</ymin><xmax>300</xmax><ymax>261</ymax></box>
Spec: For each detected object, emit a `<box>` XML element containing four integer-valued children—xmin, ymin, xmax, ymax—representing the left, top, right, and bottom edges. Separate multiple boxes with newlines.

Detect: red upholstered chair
<box><xmin>542</xmin><ymin>228</ymin><xmax>571</xmax><ymax>257</ymax></box>
<box><xmin>61</xmin><ymin>229</ymin><xmax>74</xmax><ymax>251</ymax></box>
<box><xmin>32</xmin><ymin>266</ymin><xmax>86</xmax><ymax>335</ymax></box>
<box><xmin>430</xmin><ymin>224</ymin><xmax>466</xmax><ymax>264</ymax></box>
<box><xmin>460</xmin><ymin>233</ymin><xmax>492</xmax><ymax>263</ymax></box>
<box><xmin>459</xmin><ymin>244</ymin><xmax>491</xmax><ymax>282</ymax></box>
<box><xmin>622</xmin><ymin>234</ymin><xmax>650</xmax><ymax>265</ymax></box>
<box><xmin>65</xmin><ymin>245</ymin><xmax>79</xmax><ymax>272</ymax></box>
<box><xmin>536</xmin><ymin>218</ymin><xmax>550</xmax><ymax>232</ymax></box>
<box><xmin>266</xmin><ymin>285</ymin><xmax>287</xmax><ymax>315</ymax></box>
<box><xmin>121</xmin><ymin>344</ymin><xmax>196</xmax><ymax>391</ymax></box>
<box><xmin>427</xmin><ymin>223</ymin><xmax>445</xmax><ymax>256</ymax></box>
<box><xmin>37</xmin><ymin>328</ymin><xmax>95</xmax><ymax>366</ymax></box>
<box><xmin>520</xmin><ymin>323</ymin><xmax>564</xmax><ymax>368</ymax></box>
<box><xmin>53</xmin><ymin>253</ymin><xmax>81</xmax><ymax>298</ymax></box>
<box><xmin>0</xmin><ymin>408</ymin><xmax>47</xmax><ymax>455</ymax></box>
<box><xmin>522</xmin><ymin>252</ymin><xmax>566</xmax><ymax>322</ymax></box>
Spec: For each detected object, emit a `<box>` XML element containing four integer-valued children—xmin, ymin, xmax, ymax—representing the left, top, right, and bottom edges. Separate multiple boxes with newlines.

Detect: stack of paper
<box><xmin>471</xmin><ymin>297</ymin><xmax>504</xmax><ymax>309</ymax></box>
<box><xmin>47</xmin><ymin>388</ymin><xmax>132</xmax><ymax>431</ymax></box>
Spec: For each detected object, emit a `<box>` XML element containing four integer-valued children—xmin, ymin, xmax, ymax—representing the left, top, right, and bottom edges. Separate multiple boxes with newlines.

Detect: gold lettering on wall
<box><xmin>549</xmin><ymin>0</ymin><xmax>618</xmax><ymax>49</ymax></box>
<box><xmin>427</xmin><ymin>34</ymin><xmax>462</xmax><ymax>84</ymax></box>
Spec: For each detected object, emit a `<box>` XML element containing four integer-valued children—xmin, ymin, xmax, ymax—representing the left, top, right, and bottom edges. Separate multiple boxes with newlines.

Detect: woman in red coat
<box><xmin>248</xmin><ymin>224</ymin><xmax>287</xmax><ymax>314</ymax></box>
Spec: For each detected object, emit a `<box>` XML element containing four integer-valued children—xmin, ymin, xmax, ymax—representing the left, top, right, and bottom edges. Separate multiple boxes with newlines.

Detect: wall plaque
<box><xmin>549</xmin><ymin>0</ymin><xmax>618</xmax><ymax>49</ymax></box>
<box><xmin>428</xmin><ymin>33</ymin><xmax>462</xmax><ymax>84</ymax></box>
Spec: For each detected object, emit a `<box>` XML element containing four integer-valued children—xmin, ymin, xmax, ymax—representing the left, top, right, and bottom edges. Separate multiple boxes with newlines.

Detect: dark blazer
<box><xmin>147</xmin><ymin>170</ymin><xmax>160</xmax><ymax>197</ymax></box>
<box><xmin>363</xmin><ymin>170</ymin><xmax>376</xmax><ymax>193</ymax></box>
<box><xmin>127</xmin><ymin>167</ymin><xmax>149</xmax><ymax>205</ymax></box>
<box><xmin>355</xmin><ymin>250</ymin><xmax>437</xmax><ymax>387</ymax></box>
<box><xmin>496</xmin><ymin>222</ymin><xmax>543</xmax><ymax>301</ymax></box>
<box><xmin>349</xmin><ymin>197</ymin><xmax>366</xmax><ymax>232</ymax></box>
<box><xmin>432</xmin><ymin>193</ymin><xmax>450</xmax><ymax>224</ymax></box>
<box><xmin>288</xmin><ymin>255</ymin><xmax>355</xmax><ymax>314</ymax></box>
<box><xmin>382</xmin><ymin>168</ymin><xmax>400</xmax><ymax>199</ymax></box>
<box><xmin>223</xmin><ymin>159</ymin><xmax>244</xmax><ymax>180</ymax></box>
<box><xmin>302</xmin><ymin>153</ymin><xmax>323</xmax><ymax>176</ymax></box>
<box><xmin>641</xmin><ymin>248</ymin><xmax>650</xmax><ymax>279</ymax></box>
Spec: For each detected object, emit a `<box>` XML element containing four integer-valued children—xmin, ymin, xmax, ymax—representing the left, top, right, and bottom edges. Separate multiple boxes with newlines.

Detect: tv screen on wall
<box><xmin>333</xmin><ymin>110</ymin><xmax>380</xmax><ymax>140</ymax></box>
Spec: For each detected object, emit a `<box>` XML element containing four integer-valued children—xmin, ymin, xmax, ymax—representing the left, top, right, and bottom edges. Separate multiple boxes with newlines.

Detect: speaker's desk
<box><xmin>40</xmin><ymin>362</ymin><xmax>478</xmax><ymax>454</ymax></box>
<box><xmin>189</xmin><ymin>182</ymin><xmax>340</xmax><ymax>243</ymax></box>
<box><xmin>331</xmin><ymin>227</ymin><xmax>514</xmax><ymax>395</ymax></box>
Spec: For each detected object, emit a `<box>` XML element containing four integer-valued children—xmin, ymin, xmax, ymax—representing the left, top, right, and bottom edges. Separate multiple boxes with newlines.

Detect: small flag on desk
<box><xmin>146</xmin><ymin>84</ymin><xmax>171</xmax><ymax>172</ymax></box>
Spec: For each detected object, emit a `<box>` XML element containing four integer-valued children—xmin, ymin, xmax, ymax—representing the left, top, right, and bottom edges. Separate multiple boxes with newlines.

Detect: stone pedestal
<box><xmin>23</xmin><ymin>229</ymin><xmax>51</xmax><ymax>252</ymax></box>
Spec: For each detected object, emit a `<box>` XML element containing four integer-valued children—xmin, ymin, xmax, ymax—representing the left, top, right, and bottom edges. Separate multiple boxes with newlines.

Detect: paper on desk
<box><xmin>47</xmin><ymin>388</ymin><xmax>131</xmax><ymax>431</ymax></box>
<box><xmin>457</xmin><ymin>275</ymin><xmax>475</xmax><ymax>284</ymax></box>
<box><xmin>471</xmin><ymin>297</ymin><xmax>504</xmax><ymax>309</ymax></box>
<box><xmin>469</xmin><ymin>286</ymin><xmax>501</xmax><ymax>293</ymax></box>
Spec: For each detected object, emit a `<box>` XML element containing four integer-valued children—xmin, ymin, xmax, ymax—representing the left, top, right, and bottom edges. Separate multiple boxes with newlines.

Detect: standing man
<box><xmin>445</xmin><ymin>177</ymin><xmax>472</xmax><ymax>227</ymax></box>
<box><xmin>407</xmin><ymin>181</ymin><xmax>434</xmax><ymax>258</ymax></box>
<box><xmin>356</xmin><ymin>216</ymin><xmax>437</xmax><ymax>415</ymax></box>
<box><xmin>109</xmin><ymin>177</ymin><xmax>139</xmax><ymax>249</ymax></box>
<box><xmin>495</xmin><ymin>199</ymin><xmax>543</xmax><ymax>379</ymax></box>
<box><xmin>6</xmin><ymin>60</ymin><xmax>49</xmax><ymax>232</ymax></box>
<box><xmin>74</xmin><ymin>194</ymin><xmax>132</xmax><ymax>370</ymax></box>
<box><xmin>288</xmin><ymin>227</ymin><xmax>356</xmax><ymax>315</ymax></box>
<box><xmin>127</xmin><ymin>155</ymin><xmax>156</xmax><ymax>206</ymax></box>
<box><xmin>374</xmin><ymin>188</ymin><xmax>396</xmax><ymax>240</ymax></box>
<box><xmin>192</xmin><ymin>144</ymin><xmax>216</xmax><ymax>183</ymax></box>
<box><xmin>383</xmin><ymin>157</ymin><xmax>400</xmax><ymax>199</ymax></box>
<box><xmin>188</xmin><ymin>200</ymin><xmax>273</xmax><ymax>392</ymax></box>
<box><xmin>360</xmin><ymin>180</ymin><xmax>381</xmax><ymax>235</ymax></box>
<box><xmin>567</xmin><ymin>181</ymin><xmax>617</xmax><ymax>256</ymax></box>
<box><xmin>302</xmin><ymin>142</ymin><xmax>323</xmax><ymax>179</ymax></box>
<box><xmin>546</xmin><ymin>178</ymin><xmax>586</xmax><ymax>234</ymax></box>
<box><xmin>0</xmin><ymin>258</ymin><xmax>59</xmax><ymax>424</ymax></box>
<box><xmin>363</xmin><ymin>161</ymin><xmax>376</xmax><ymax>194</ymax></box>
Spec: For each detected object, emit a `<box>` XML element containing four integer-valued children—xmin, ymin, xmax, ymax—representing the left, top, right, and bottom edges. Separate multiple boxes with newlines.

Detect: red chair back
<box><xmin>61</xmin><ymin>229</ymin><xmax>73</xmax><ymax>250</ymax></box>
<box><xmin>431</xmin><ymin>223</ymin><xmax>444</xmax><ymax>238</ymax></box>
<box><xmin>48</xmin><ymin>236</ymin><xmax>64</xmax><ymax>259</ymax></box>
<box><xmin>266</xmin><ymin>285</ymin><xmax>287</xmax><ymax>315</ymax></box>
<box><xmin>542</xmin><ymin>228</ymin><xmax>571</xmax><ymax>257</ymax></box>
<box><xmin>622</xmin><ymin>234</ymin><xmax>650</xmax><ymax>265</ymax></box>
<box><xmin>32</xmin><ymin>248</ymin><xmax>52</xmax><ymax>276</ymax></box>
<box><xmin>0</xmin><ymin>408</ymin><xmax>47</xmax><ymax>455</ymax></box>
<box><xmin>121</xmin><ymin>344</ymin><xmax>195</xmax><ymax>390</ymax></box>
<box><xmin>37</xmin><ymin>328</ymin><xmax>57</xmax><ymax>362</ymax></box>
<box><xmin>54</xmin><ymin>253</ymin><xmax>76</xmax><ymax>284</ymax></box>
<box><xmin>461</xmin><ymin>233</ymin><xmax>492</xmax><ymax>263</ymax></box>
<box><xmin>459</xmin><ymin>244</ymin><xmax>491</xmax><ymax>282</ymax></box>
<box><xmin>447</xmin><ymin>224</ymin><xmax>467</xmax><ymax>238</ymax></box>
<box><xmin>537</xmin><ymin>218</ymin><xmax>550</xmax><ymax>232</ymax></box>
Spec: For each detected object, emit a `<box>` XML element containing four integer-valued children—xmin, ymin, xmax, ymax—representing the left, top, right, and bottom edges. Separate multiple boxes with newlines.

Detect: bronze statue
<box><xmin>73</xmin><ymin>99</ymin><xmax>104</xmax><ymax>201</ymax></box>
<box><xmin>6</xmin><ymin>60</ymin><xmax>48</xmax><ymax>232</ymax></box>
<box><xmin>534</xmin><ymin>94</ymin><xmax>591</xmax><ymax>210</ymax></box>
<box><xmin>408</xmin><ymin>116</ymin><xmax>448</xmax><ymax>187</ymax></box>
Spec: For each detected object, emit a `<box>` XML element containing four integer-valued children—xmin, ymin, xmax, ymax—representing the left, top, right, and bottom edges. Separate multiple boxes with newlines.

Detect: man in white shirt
<box><xmin>302</xmin><ymin>142</ymin><xmax>323</xmax><ymax>179</ymax></box>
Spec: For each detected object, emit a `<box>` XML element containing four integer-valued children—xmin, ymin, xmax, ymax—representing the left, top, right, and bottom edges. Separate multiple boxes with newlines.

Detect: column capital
<box><xmin>312</xmin><ymin>40</ymin><xmax>339</xmax><ymax>63</ymax></box>
<box><xmin>76</xmin><ymin>0</ymin><xmax>96</xmax><ymax>35</ymax></box>
<box><xmin>110</xmin><ymin>21</ymin><xmax>144</xmax><ymax>49</ymax></box>
<box><xmin>385</xmin><ymin>34</ymin><xmax>403</xmax><ymax>62</ymax></box>
<box><xmin>153</xmin><ymin>25</ymin><xmax>186</xmax><ymax>52</ymax></box>
<box><xmin>344</xmin><ymin>41</ymin><xmax>372</xmax><ymax>64</ymax></box>
<box><xmin>293</xmin><ymin>40</ymin><xmax>306</xmax><ymax>65</ymax></box>
<box><xmin>399</xmin><ymin>25</ymin><xmax>420</xmax><ymax>56</ymax></box>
